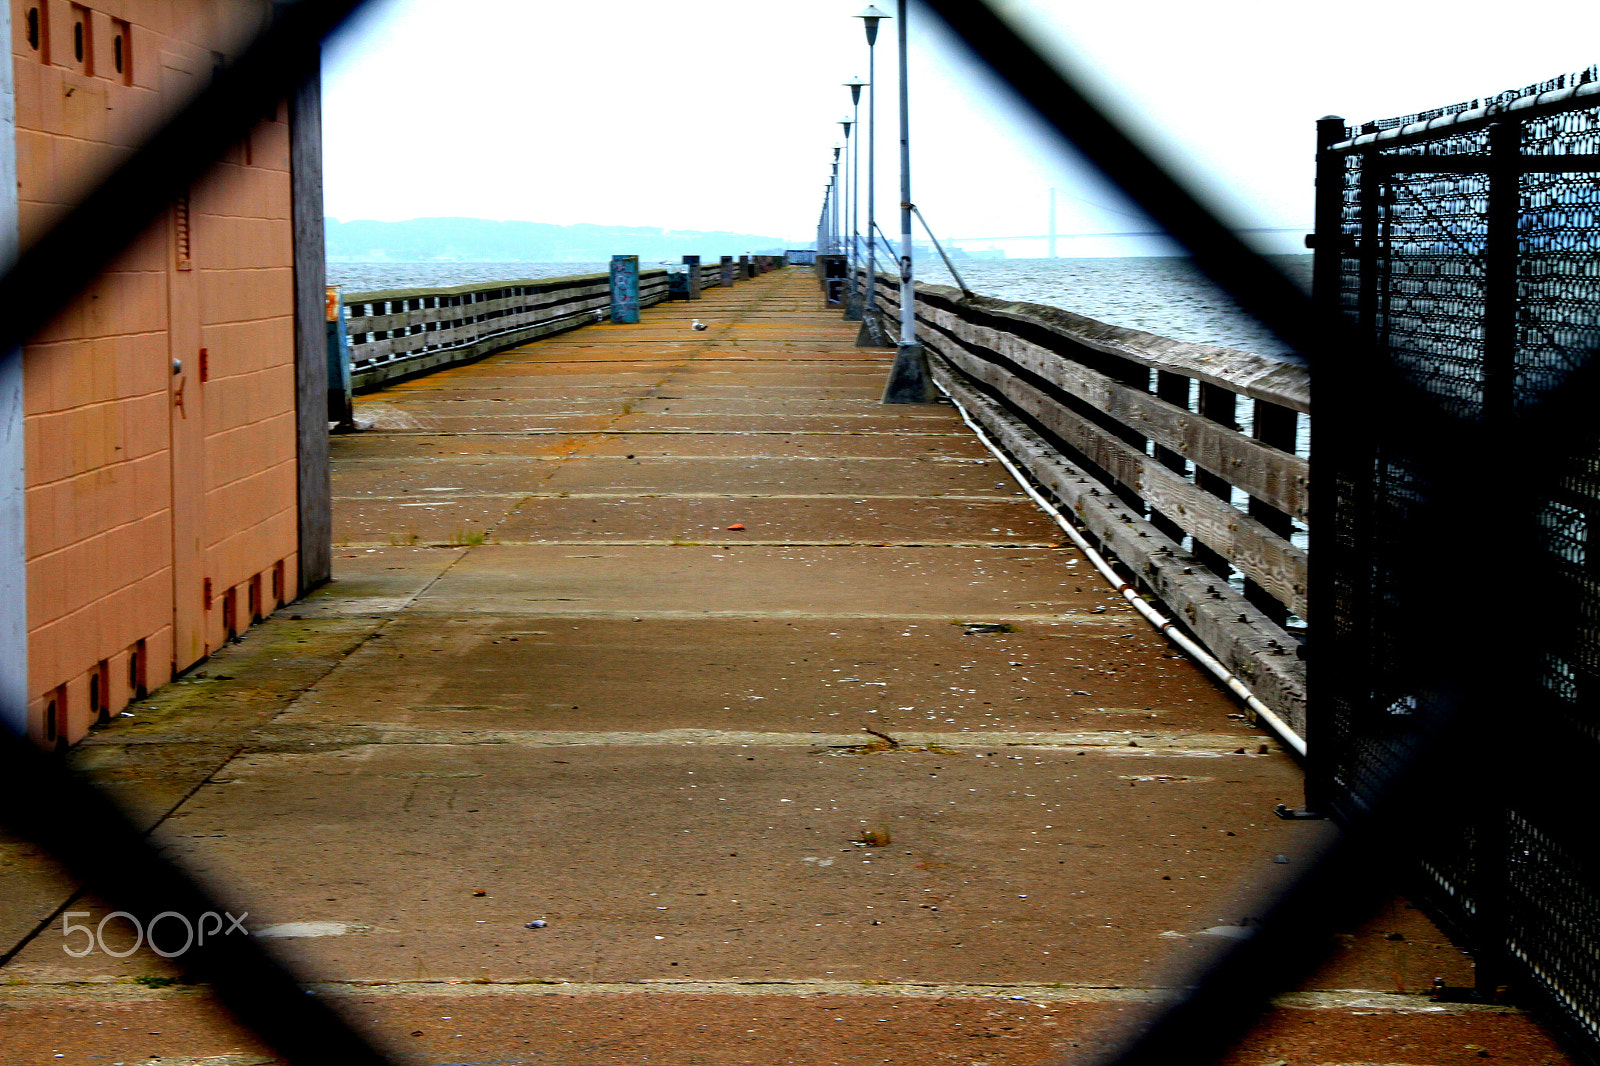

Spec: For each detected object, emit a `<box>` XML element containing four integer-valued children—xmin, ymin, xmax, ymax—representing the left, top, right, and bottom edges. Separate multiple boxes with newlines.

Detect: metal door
<box><xmin>163</xmin><ymin>52</ymin><xmax>206</xmax><ymax>670</ymax></box>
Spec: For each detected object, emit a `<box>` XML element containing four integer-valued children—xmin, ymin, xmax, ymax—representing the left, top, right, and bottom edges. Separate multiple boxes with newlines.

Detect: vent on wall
<box><xmin>69</xmin><ymin>4</ymin><xmax>90</xmax><ymax>74</ymax></box>
<box><xmin>91</xmin><ymin>660</ymin><xmax>110</xmax><ymax>724</ymax></box>
<box><xmin>25</xmin><ymin>6</ymin><xmax>45</xmax><ymax>56</ymax></box>
<box><xmin>129</xmin><ymin>639</ymin><xmax>147</xmax><ymax>700</ymax></box>
<box><xmin>44</xmin><ymin>684</ymin><xmax>67</xmax><ymax>749</ymax></box>
<box><xmin>174</xmin><ymin>194</ymin><xmax>192</xmax><ymax>270</ymax></box>
<box><xmin>111</xmin><ymin>18</ymin><xmax>131</xmax><ymax>83</ymax></box>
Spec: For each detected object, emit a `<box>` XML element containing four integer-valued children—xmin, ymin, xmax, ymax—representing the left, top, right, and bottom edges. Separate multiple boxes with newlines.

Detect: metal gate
<box><xmin>1312</xmin><ymin>68</ymin><xmax>1600</xmax><ymax>1056</ymax></box>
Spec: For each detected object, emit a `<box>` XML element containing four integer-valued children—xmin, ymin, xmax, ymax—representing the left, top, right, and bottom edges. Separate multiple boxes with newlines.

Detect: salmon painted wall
<box><xmin>14</xmin><ymin>0</ymin><xmax>299</xmax><ymax>746</ymax></box>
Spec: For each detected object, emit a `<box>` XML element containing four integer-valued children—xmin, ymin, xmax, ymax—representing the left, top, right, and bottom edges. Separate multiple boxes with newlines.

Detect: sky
<box><xmin>322</xmin><ymin>0</ymin><xmax>1600</xmax><ymax>257</ymax></box>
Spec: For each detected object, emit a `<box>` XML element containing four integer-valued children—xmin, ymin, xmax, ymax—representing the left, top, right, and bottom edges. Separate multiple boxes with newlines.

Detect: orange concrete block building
<box><xmin>3</xmin><ymin>1</ymin><xmax>329</xmax><ymax>746</ymax></box>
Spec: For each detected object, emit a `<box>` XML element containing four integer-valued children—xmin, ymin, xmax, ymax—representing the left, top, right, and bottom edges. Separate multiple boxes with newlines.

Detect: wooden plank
<box><xmin>875</xmin><ymin>280</ymin><xmax>1307</xmax><ymax>617</ymax></box>
<box><xmin>874</xmin><ymin>274</ymin><xmax>1309</xmax><ymax>411</ymax></box>
<box><xmin>934</xmin><ymin>334</ymin><xmax>1309</xmax><ymax>618</ymax></box>
<box><xmin>932</xmin><ymin>361</ymin><xmax>1306</xmax><ymax>738</ymax></box>
<box><xmin>915</xmin><ymin>299</ymin><xmax>1309</xmax><ymax>520</ymax></box>
<box><xmin>350</xmin><ymin>307</ymin><xmax>607</xmax><ymax>391</ymax></box>
<box><xmin>351</xmin><ymin>297</ymin><xmax>608</xmax><ymax>369</ymax></box>
<box><xmin>290</xmin><ymin>72</ymin><xmax>330</xmax><ymax>595</ymax></box>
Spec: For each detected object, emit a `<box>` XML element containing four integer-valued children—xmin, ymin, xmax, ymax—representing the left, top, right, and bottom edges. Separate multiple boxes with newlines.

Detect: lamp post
<box><xmin>844</xmin><ymin>76</ymin><xmax>866</xmax><ymax>320</ymax></box>
<box><xmin>832</xmin><ymin>144</ymin><xmax>842</xmax><ymax>255</ymax></box>
<box><xmin>821</xmin><ymin>191</ymin><xmax>830</xmax><ymax>256</ymax></box>
<box><xmin>854</xmin><ymin>5</ymin><xmax>888</xmax><ymax>347</ymax></box>
<box><xmin>819</xmin><ymin>182</ymin><xmax>832</xmax><ymax>256</ymax></box>
<box><xmin>881</xmin><ymin>0</ymin><xmax>933</xmax><ymax>403</ymax></box>
<box><xmin>839</xmin><ymin>115</ymin><xmax>859</xmax><ymax>320</ymax></box>
<box><xmin>826</xmin><ymin>178</ymin><xmax>836</xmax><ymax>254</ymax></box>
<box><xmin>832</xmin><ymin>145</ymin><xmax>844</xmax><ymax>256</ymax></box>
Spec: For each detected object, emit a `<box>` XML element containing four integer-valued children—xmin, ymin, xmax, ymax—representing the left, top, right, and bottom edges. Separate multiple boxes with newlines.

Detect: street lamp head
<box><xmin>840</xmin><ymin>117</ymin><xmax>853</xmax><ymax>138</ymax></box>
<box><xmin>844</xmin><ymin>75</ymin><xmax>866</xmax><ymax>106</ymax></box>
<box><xmin>856</xmin><ymin>4</ymin><xmax>889</xmax><ymax>46</ymax></box>
<box><xmin>833</xmin><ymin>145</ymin><xmax>842</xmax><ymax>162</ymax></box>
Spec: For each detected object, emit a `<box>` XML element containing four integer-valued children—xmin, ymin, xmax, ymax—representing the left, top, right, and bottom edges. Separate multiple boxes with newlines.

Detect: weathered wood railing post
<box><xmin>609</xmin><ymin>254</ymin><xmax>640</xmax><ymax>323</ymax></box>
<box><xmin>1108</xmin><ymin>357</ymin><xmax>1151</xmax><ymax>514</ymax></box>
<box><xmin>1193</xmin><ymin>383</ymin><xmax>1238</xmax><ymax>581</ymax></box>
<box><xmin>683</xmin><ymin>255</ymin><xmax>702</xmax><ymax>299</ymax></box>
<box><xmin>720</xmin><ymin>255</ymin><xmax>734</xmax><ymax>286</ymax></box>
<box><xmin>1247</xmin><ymin>400</ymin><xmax>1297</xmax><ymax>628</ymax></box>
<box><xmin>1150</xmin><ymin>370</ymin><xmax>1191</xmax><ymax>546</ymax></box>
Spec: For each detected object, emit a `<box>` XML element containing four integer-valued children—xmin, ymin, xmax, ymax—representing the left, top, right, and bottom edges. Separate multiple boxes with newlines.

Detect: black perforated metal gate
<box><xmin>1313</xmin><ymin>68</ymin><xmax>1600</xmax><ymax>1056</ymax></box>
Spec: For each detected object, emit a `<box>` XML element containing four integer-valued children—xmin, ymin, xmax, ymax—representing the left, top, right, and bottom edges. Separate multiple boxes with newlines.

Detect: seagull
<box><xmin>691</xmin><ymin>319</ymin><xmax>708</xmax><ymax>331</ymax></box>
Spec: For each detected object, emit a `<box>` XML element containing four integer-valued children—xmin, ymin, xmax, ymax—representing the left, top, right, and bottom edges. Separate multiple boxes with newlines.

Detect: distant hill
<box><xmin>325</xmin><ymin>217</ymin><xmax>793</xmax><ymax>263</ymax></box>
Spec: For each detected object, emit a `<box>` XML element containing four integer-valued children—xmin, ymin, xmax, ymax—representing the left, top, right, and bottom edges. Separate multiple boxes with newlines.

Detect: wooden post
<box><xmin>1107</xmin><ymin>357</ymin><xmax>1149</xmax><ymax>514</ymax></box>
<box><xmin>1149</xmin><ymin>371</ymin><xmax>1190</xmax><ymax>546</ymax></box>
<box><xmin>1193</xmin><ymin>383</ymin><xmax>1237</xmax><ymax>581</ymax></box>
<box><xmin>721</xmin><ymin>255</ymin><xmax>734</xmax><ymax>286</ymax></box>
<box><xmin>1245</xmin><ymin>400</ymin><xmax>1296</xmax><ymax>627</ymax></box>
<box><xmin>290</xmin><ymin>66</ymin><xmax>330</xmax><ymax>595</ymax></box>
<box><xmin>683</xmin><ymin>255</ymin><xmax>702</xmax><ymax>300</ymax></box>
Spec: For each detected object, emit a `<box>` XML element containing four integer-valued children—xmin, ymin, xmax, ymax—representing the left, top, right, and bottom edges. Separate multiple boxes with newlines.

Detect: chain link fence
<box><xmin>1316</xmin><ymin>69</ymin><xmax>1600</xmax><ymax>1059</ymax></box>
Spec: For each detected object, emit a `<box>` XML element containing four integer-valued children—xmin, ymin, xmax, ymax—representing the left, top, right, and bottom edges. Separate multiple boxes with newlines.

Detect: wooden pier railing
<box><xmin>340</xmin><ymin>256</ymin><xmax>788</xmax><ymax>392</ymax></box>
<box><xmin>869</xmin><ymin>274</ymin><xmax>1309</xmax><ymax>739</ymax></box>
<box><xmin>342</xmin><ymin>269</ymin><xmax>671</xmax><ymax>390</ymax></box>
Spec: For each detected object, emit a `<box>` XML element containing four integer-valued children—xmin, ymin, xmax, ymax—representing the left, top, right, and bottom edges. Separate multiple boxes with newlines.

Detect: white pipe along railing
<box><xmin>938</xmin><ymin>379</ymin><xmax>1308</xmax><ymax>757</ymax></box>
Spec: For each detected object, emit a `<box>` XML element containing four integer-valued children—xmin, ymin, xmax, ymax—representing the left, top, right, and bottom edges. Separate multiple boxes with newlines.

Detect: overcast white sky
<box><xmin>322</xmin><ymin>0</ymin><xmax>1600</xmax><ymax>256</ymax></box>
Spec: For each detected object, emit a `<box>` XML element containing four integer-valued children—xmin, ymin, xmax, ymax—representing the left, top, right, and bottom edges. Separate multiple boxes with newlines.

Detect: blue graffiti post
<box><xmin>609</xmin><ymin>254</ymin><xmax>640</xmax><ymax>323</ymax></box>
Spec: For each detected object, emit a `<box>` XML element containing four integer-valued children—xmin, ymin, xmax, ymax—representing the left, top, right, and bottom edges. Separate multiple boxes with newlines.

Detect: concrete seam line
<box><xmin>2</xmin><ymin>980</ymin><xmax>1520</xmax><ymax>1014</ymax></box>
<box><xmin>933</xmin><ymin>374</ymin><xmax>1307</xmax><ymax>757</ymax></box>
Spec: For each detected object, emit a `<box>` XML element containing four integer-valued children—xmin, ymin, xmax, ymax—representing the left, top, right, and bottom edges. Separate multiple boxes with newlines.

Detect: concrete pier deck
<box><xmin>0</xmin><ymin>269</ymin><xmax>1570</xmax><ymax>1065</ymax></box>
